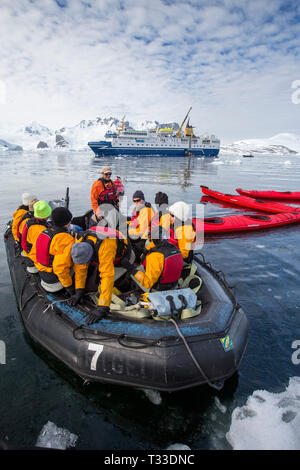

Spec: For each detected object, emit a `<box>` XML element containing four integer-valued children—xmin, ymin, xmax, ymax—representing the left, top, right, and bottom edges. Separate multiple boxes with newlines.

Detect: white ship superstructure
<box><xmin>88</xmin><ymin>108</ymin><xmax>220</xmax><ymax>157</ymax></box>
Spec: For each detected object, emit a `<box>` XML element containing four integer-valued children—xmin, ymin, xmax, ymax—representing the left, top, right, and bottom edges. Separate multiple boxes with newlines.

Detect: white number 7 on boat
<box><xmin>88</xmin><ymin>343</ymin><xmax>104</xmax><ymax>370</ymax></box>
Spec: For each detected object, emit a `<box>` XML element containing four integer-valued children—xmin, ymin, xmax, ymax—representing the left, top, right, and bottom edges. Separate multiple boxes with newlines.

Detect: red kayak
<box><xmin>193</xmin><ymin>212</ymin><xmax>300</xmax><ymax>235</ymax></box>
<box><xmin>236</xmin><ymin>188</ymin><xmax>300</xmax><ymax>200</ymax></box>
<box><xmin>200</xmin><ymin>186</ymin><xmax>300</xmax><ymax>214</ymax></box>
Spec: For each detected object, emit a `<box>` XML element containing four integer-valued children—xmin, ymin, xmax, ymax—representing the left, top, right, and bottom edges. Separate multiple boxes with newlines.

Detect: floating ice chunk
<box><xmin>142</xmin><ymin>389</ymin><xmax>162</xmax><ymax>405</ymax></box>
<box><xmin>226</xmin><ymin>377</ymin><xmax>300</xmax><ymax>450</ymax></box>
<box><xmin>166</xmin><ymin>443</ymin><xmax>191</xmax><ymax>450</ymax></box>
<box><xmin>36</xmin><ymin>421</ymin><xmax>78</xmax><ymax>450</ymax></box>
<box><xmin>215</xmin><ymin>396</ymin><xmax>227</xmax><ymax>414</ymax></box>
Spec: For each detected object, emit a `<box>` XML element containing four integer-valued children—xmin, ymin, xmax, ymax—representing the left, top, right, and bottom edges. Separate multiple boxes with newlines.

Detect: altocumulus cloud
<box><xmin>0</xmin><ymin>0</ymin><xmax>299</xmax><ymax>140</ymax></box>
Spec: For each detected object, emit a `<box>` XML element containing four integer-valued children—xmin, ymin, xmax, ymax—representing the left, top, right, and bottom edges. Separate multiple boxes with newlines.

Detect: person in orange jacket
<box><xmin>90</xmin><ymin>166</ymin><xmax>119</xmax><ymax>227</ymax></box>
<box><xmin>127</xmin><ymin>226</ymin><xmax>184</xmax><ymax>292</ymax></box>
<box><xmin>21</xmin><ymin>200</ymin><xmax>52</xmax><ymax>273</ymax></box>
<box><xmin>34</xmin><ymin>207</ymin><xmax>88</xmax><ymax>298</ymax></box>
<box><xmin>12</xmin><ymin>193</ymin><xmax>38</xmax><ymax>243</ymax></box>
<box><xmin>128</xmin><ymin>190</ymin><xmax>154</xmax><ymax>260</ymax></box>
<box><xmin>70</xmin><ymin>231</ymin><xmax>117</xmax><ymax>324</ymax></box>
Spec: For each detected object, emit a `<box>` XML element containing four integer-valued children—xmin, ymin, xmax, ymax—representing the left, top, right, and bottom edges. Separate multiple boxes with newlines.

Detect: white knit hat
<box><xmin>22</xmin><ymin>192</ymin><xmax>35</xmax><ymax>206</ymax></box>
<box><xmin>169</xmin><ymin>201</ymin><xmax>190</xmax><ymax>222</ymax></box>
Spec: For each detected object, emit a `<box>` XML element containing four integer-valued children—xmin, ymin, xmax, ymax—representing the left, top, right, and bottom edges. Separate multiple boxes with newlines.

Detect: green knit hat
<box><xmin>33</xmin><ymin>200</ymin><xmax>52</xmax><ymax>219</ymax></box>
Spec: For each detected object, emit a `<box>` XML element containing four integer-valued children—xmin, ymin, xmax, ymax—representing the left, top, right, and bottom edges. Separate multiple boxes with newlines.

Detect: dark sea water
<box><xmin>0</xmin><ymin>150</ymin><xmax>299</xmax><ymax>450</ymax></box>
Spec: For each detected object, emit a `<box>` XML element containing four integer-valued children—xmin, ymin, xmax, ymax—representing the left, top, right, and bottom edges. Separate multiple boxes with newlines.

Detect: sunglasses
<box><xmin>104</xmin><ymin>172</ymin><xmax>112</xmax><ymax>176</ymax></box>
<box><xmin>133</xmin><ymin>198</ymin><xmax>141</xmax><ymax>203</ymax></box>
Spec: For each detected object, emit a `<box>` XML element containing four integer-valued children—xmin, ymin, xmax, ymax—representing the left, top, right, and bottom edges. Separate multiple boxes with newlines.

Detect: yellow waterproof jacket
<box><xmin>80</xmin><ymin>235</ymin><xmax>117</xmax><ymax>307</ymax></box>
<box><xmin>150</xmin><ymin>213</ymin><xmax>195</xmax><ymax>260</ymax></box>
<box><xmin>148</xmin><ymin>211</ymin><xmax>171</xmax><ymax>237</ymax></box>
<box><xmin>34</xmin><ymin>231</ymin><xmax>87</xmax><ymax>289</ymax></box>
<box><xmin>132</xmin><ymin>241</ymin><xmax>164</xmax><ymax>291</ymax></box>
<box><xmin>173</xmin><ymin>224</ymin><xmax>195</xmax><ymax>260</ymax></box>
<box><xmin>128</xmin><ymin>203</ymin><xmax>155</xmax><ymax>239</ymax></box>
<box><xmin>23</xmin><ymin>222</ymin><xmax>49</xmax><ymax>264</ymax></box>
<box><xmin>12</xmin><ymin>207</ymin><xmax>29</xmax><ymax>241</ymax></box>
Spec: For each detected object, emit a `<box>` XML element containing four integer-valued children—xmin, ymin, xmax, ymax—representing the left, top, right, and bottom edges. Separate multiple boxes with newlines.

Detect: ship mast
<box><xmin>117</xmin><ymin>116</ymin><xmax>126</xmax><ymax>135</ymax></box>
<box><xmin>176</xmin><ymin>107</ymin><xmax>192</xmax><ymax>138</ymax></box>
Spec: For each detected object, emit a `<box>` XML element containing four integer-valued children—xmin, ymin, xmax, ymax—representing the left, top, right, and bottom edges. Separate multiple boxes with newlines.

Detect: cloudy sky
<box><xmin>0</xmin><ymin>0</ymin><xmax>299</xmax><ymax>141</ymax></box>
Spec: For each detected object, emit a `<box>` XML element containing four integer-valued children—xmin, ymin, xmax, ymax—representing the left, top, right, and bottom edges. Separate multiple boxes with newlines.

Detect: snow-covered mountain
<box><xmin>221</xmin><ymin>133</ymin><xmax>300</xmax><ymax>155</ymax></box>
<box><xmin>0</xmin><ymin>116</ymin><xmax>299</xmax><ymax>155</ymax></box>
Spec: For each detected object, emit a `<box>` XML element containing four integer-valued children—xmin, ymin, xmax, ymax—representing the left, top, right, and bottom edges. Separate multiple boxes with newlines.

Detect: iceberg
<box><xmin>0</xmin><ymin>139</ymin><xmax>22</xmax><ymax>151</ymax></box>
<box><xmin>226</xmin><ymin>376</ymin><xmax>300</xmax><ymax>450</ymax></box>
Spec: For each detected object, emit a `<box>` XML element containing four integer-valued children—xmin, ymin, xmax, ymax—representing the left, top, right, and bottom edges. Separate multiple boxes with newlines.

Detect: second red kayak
<box><xmin>201</xmin><ymin>186</ymin><xmax>300</xmax><ymax>213</ymax></box>
<box><xmin>193</xmin><ymin>212</ymin><xmax>300</xmax><ymax>235</ymax></box>
<box><xmin>236</xmin><ymin>188</ymin><xmax>300</xmax><ymax>200</ymax></box>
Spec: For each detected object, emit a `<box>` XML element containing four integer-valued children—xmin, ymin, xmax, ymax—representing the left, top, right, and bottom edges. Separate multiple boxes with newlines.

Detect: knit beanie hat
<box><xmin>155</xmin><ymin>192</ymin><xmax>169</xmax><ymax>205</ymax></box>
<box><xmin>33</xmin><ymin>200</ymin><xmax>52</xmax><ymax>219</ymax></box>
<box><xmin>52</xmin><ymin>207</ymin><xmax>73</xmax><ymax>227</ymax></box>
<box><xmin>132</xmin><ymin>190</ymin><xmax>145</xmax><ymax>200</ymax></box>
<box><xmin>22</xmin><ymin>192</ymin><xmax>36</xmax><ymax>206</ymax></box>
<box><xmin>71</xmin><ymin>242</ymin><xmax>94</xmax><ymax>264</ymax></box>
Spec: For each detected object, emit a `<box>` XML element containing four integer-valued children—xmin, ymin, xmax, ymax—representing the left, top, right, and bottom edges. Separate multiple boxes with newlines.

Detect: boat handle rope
<box><xmin>168</xmin><ymin>317</ymin><xmax>224</xmax><ymax>391</ymax></box>
<box><xmin>117</xmin><ymin>334</ymin><xmax>160</xmax><ymax>349</ymax></box>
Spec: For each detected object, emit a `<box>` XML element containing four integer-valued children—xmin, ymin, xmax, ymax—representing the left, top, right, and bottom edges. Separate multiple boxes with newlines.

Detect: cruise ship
<box><xmin>88</xmin><ymin>108</ymin><xmax>220</xmax><ymax>157</ymax></box>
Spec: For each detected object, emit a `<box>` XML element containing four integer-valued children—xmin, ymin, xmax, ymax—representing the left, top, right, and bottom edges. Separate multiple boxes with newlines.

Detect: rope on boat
<box><xmin>42</xmin><ymin>299</ymin><xmax>70</xmax><ymax>314</ymax></box>
<box><xmin>168</xmin><ymin>317</ymin><xmax>224</xmax><ymax>391</ymax></box>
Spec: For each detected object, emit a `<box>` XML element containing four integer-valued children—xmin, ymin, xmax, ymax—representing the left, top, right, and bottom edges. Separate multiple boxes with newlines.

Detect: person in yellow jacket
<box><xmin>21</xmin><ymin>200</ymin><xmax>52</xmax><ymax>273</ymax></box>
<box><xmin>12</xmin><ymin>193</ymin><xmax>38</xmax><ymax>242</ymax></box>
<box><xmin>168</xmin><ymin>201</ymin><xmax>196</xmax><ymax>263</ymax></box>
<box><xmin>34</xmin><ymin>207</ymin><xmax>87</xmax><ymax>298</ymax></box>
<box><xmin>128</xmin><ymin>190</ymin><xmax>154</xmax><ymax>261</ymax></box>
<box><xmin>129</xmin><ymin>227</ymin><xmax>184</xmax><ymax>293</ymax></box>
<box><xmin>70</xmin><ymin>232</ymin><xmax>118</xmax><ymax>324</ymax></box>
<box><xmin>148</xmin><ymin>192</ymin><xmax>171</xmax><ymax>238</ymax></box>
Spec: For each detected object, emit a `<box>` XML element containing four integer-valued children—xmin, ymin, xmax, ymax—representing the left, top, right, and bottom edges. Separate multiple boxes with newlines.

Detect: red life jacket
<box><xmin>35</xmin><ymin>227</ymin><xmax>68</xmax><ymax>267</ymax></box>
<box><xmin>97</xmin><ymin>178</ymin><xmax>118</xmax><ymax>206</ymax></box>
<box><xmin>86</xmin><ymin>226</ymin><xmax>127</xmax><ymax>266</ymax></box>
<box><xmin>143</xmin><ymin>241</ymin><xmax>184</xmax><ymax>288</ymax></box>
<box><xmin>16</xmin><ymin>212</ymin><xmax>33</xmax><ymax>242</ymax></box>
<box><xmin>21</xmin><ymin>218</ymin><xmax>50</xmax><ymax>253</ymax></box>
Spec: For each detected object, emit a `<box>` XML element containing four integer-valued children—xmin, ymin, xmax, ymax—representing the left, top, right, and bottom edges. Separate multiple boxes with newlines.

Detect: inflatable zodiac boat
<box><xmin>4</xmin><ymin>221</ymin><xmax>248</xmax><ymax>392</ymax></box>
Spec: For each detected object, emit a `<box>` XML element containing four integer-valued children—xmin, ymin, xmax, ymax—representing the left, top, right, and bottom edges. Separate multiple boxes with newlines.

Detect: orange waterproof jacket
<box><xmin>90</xmin><ymin>178</ymin><xmax>119</xmax><ymax>213</ymax></box>
<box><xmin>133</xmin><ymin>241</ymin><xmax>164</xmax><ymax>291</ymax></box>
<box><xmin>132</xmin><ymin>240</ymin><xmax>183</xmax><ymax>292</ymax></box>
<box><xmin>128</xmin><ymin>203</ymin><xmax>155</xmax><ymax>239</ymax></box>
<box><xmin>34</xmin><ymin>229</ymin><xmax>87</xmax><ymax>289</ymax></box>
<box><xmin>22</xmin><ymin>220</ymin><xmax>50</xmax><ymax>264</ymax></box>
<box><xmin>170</xmin><ymin>223</ymin><xmax>196</xmax><ymax>260</ymax></box>
<box><xmin>12</xmin><ymin>207</ymin><xmax>29</xmax><ymax>241</ymax></box>
<box><xmin>78</xmin><ymin>235</ymin><xmax>117</xmax><ymax>307</ymax></box>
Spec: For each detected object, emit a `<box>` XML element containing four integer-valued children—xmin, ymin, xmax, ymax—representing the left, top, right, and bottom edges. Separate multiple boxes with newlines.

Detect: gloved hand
<box><xmin>65</xmin><ymin>285</ymin><xmax>75</xmax><ymax>296</ymax></box>
<box><xmin>67</xmin><ymin>288</ymin><xmax>85</xmax><ymax>306</ymax></box>
<box><xmin>86</xmin><ymin>306</ymin><xmax>110</xmax><ymax>325</ymax></box>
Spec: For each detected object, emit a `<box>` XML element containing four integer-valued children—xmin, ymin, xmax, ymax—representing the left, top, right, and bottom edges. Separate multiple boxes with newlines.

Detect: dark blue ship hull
<box><xmin>88</xmin><ymin>141</ymin><xmax>219</xmax><ymax>158</ymax></box>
